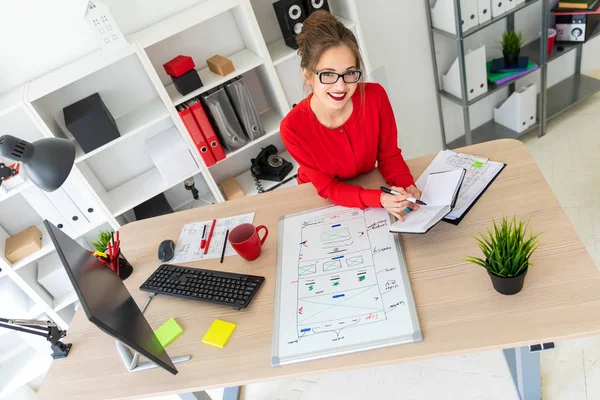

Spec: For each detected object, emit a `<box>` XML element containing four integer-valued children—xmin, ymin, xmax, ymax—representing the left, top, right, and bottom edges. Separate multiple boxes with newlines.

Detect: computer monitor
<box><xmin>44</xmin><ymin>220</ymin><xmax>178</xmax><ymax>375</ymax></box>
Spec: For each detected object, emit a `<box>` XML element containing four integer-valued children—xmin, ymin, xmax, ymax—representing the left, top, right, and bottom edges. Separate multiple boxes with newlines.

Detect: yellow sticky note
<box><xmin>202</xmin><ymin>320</ymin><xmax>236</xmax><ymax>348</ymax></box>
<box><xmin>154</xmin><ymin>318</ymin><xmax>183</xmax><ymax>347</ymax></box>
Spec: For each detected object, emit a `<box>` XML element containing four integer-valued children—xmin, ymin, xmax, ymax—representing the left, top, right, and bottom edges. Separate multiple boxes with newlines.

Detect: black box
<box><xmin>63</xmin><ymin>93</ymin><xmax>120</xmax><ymax>153</ymax></box>
<box><xmin>171</xmin><ymin>69</ymin><xmax>203</xmax><ymax>96</ymax></box>
<box><xmin>133</xmin><ymin>193</ymin><xmax>173</xmax><ymax>221</ymax></box>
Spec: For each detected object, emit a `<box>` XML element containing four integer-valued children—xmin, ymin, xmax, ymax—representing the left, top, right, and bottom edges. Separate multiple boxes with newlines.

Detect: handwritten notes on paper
<box><xmin>171</xmin><ymin>213</ymin><xmax>255</xmax><ymax>264</ymax></box>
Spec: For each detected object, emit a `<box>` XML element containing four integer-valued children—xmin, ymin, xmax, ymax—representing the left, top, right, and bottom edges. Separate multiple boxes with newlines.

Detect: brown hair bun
<box><xmin>295</xmin><ymin>10</ymin><xmax>363</xmax><ymax>74</ymax></box>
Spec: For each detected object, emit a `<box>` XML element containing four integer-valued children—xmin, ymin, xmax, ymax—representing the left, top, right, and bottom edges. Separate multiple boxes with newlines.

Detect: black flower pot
<box><xmin>488</xmin><ymin>266</ymin><xmax>528</xmax><ymax>295</ymax></box>
<box><xmin>503</xmin><ymin>50</ymin><xmax>520</xmax><ymax>67</ymax></box>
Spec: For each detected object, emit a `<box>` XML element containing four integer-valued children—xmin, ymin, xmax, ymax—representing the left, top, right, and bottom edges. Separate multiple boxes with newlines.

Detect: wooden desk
<box><xmin>40</xmin><ymin>139</ymin><xmax>600</xmax><ymax>400</ymax></box>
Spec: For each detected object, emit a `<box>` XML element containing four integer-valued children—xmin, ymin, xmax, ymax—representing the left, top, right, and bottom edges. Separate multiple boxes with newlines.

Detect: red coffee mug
<box><xmin>228</xmin><ymin>223</ymin><xmax>268</xmax><ymax>261</ymax></box>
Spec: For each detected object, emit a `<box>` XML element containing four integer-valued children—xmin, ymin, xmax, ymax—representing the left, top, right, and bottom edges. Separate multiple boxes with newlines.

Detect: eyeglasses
<box><xmin>315</xmin><ymin>70</ymin><xmax>362</xmax><ymax>84</ymax></box>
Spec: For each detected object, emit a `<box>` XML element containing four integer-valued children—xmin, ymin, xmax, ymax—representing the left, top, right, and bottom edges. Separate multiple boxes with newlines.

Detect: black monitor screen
<box><xmin>44</xmin><ymin>220</ymin><xmax>177</xmax><ymax>375</ymax></box>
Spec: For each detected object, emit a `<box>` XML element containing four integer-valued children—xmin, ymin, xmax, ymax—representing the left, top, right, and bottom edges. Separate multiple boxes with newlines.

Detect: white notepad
<box><xmin>390</xmin><ymin>169</ymin><xmax>466</xmax><ymax>234</ymax></box>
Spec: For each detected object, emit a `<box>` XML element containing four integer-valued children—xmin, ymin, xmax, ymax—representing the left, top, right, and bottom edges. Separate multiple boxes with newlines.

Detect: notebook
<box><xmin>389</xmin><ymin>169</ymin><xmax>466</xmax><ymax>234</ymax></box>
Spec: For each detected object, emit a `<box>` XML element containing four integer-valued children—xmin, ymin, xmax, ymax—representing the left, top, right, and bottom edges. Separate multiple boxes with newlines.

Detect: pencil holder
<box><xmin>117</xmin><ymin>252</ymin><xmax>133</xmax><ymax>281</ymax></box>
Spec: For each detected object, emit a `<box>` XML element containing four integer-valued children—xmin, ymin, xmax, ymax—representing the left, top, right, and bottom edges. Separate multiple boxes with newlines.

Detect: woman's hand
<box><xmin>380</xmin><ymin>186</ymin><xmax>421</xmax><ymax>222</ymax></box>
<box><xmin>404</xmin><ymin>185</ymin><xmax>422</xmax><ymax>202</ymax></box>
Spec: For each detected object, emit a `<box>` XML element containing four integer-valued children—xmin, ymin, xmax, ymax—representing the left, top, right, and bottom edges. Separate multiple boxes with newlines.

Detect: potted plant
<box><xmin>465</xmin><ymin>216</ymin><xmax>540</xmax><ymax>295</ymax></box>
<box><xmin>500</xmin><ymin>30</ymin><xmax>525</xmax><ymax>67</ymax></box>
<box><xmin>91</xmin><ymin>229</ymin><xmax>113</xmax><ymax>253</ymax></box>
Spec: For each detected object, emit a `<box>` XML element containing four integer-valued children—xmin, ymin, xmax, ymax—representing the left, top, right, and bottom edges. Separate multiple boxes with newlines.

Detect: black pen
<box><xmin>220</xmin><ymin>229</ymin><xmax>229</xmax><ymax>263</ymax></box>
<box><xmin>380</xmin><ymin>186</ymin><xmax>427</xmax><ymax>206</ymax></box>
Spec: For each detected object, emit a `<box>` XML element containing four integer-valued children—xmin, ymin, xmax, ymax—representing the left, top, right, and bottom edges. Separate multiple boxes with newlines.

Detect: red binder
<box><xmin>179</xmin><ymin>108</ymin><xmax>216</xmax><ymax>167</ymax></box>
<box><xmin>190</xmin><ymin>102</ymin><xmax>226</xmax><ymax>162</ymax></box>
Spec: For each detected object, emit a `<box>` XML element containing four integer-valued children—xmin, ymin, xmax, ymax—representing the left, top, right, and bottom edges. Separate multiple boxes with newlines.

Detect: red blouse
<box><xmin>280</xmin><ymin>82</ymin><xmax>415</xmax><ymax>209</ymax></box>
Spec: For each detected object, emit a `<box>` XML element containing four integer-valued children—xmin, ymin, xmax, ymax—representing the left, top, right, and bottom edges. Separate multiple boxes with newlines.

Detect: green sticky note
<box><xmin>473</xmin><ymin>161</ymin><xmax>484</xmax><ymax>168</ymax></box>
<box><xmin>154</xmin><ymin>318</ymin><xmax>183</xmax><ymax>347</ymax></box>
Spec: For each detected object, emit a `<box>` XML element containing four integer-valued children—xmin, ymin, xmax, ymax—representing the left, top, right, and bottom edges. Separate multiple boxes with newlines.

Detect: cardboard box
<box><xmin>220</xmin><ymin>177</ymin><xmax>245</xmax><ymax>200</ymax></box>
<box><xmin>207</xmin><ymin>55</ymin><xmax>235</xmax><ymax>76</ymax></box>
<box><xmin>5</xmin><ymin>225</ymin><xmax>42</xmax><ymax>264</ymax></box>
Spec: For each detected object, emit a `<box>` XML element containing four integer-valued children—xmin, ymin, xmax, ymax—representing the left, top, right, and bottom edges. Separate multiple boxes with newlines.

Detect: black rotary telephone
<box><xmin>251</xmin><ymin>145</ymin><xmax>293</xmax><ymax>183</ymax></box>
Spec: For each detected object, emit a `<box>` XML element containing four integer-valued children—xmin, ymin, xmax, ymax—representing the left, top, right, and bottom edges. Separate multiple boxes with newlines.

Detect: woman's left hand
<box><xmin>404</xmin><ymin>185</ymin><xmax>422</xmax><ymax>204</ymax></box>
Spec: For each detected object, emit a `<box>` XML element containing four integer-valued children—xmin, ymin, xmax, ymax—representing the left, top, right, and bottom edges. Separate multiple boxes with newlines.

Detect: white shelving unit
<box><xmin>0</xmin><ymin>0</ymin><xmax>371</xmax><ymax>396</ymax></box>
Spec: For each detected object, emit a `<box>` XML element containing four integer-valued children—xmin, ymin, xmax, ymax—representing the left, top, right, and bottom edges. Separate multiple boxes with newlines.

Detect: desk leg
<box><xmin>503</xmin><ymin>347</ymin><xmax>541</xmax><ymax>400</ymax></box>
<box><xmin>178</xmin><ymin>387</ymin><xmax>241</xmax><ymax>400</ymax></box>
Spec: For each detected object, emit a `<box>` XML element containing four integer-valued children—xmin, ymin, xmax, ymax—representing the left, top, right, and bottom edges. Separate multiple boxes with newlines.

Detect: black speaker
<box><xmin>273</xmin><ymin>0</ymin><xmax>307</xmax><ymax>50</ymax></box>
<box><xmin>303</xmin><ymin>0</ymin><xmax>329</xmax><ymax>14</ymax></box>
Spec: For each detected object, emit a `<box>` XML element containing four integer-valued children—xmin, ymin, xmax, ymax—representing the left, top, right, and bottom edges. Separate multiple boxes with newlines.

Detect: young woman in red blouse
<box><xmin>280</xmin><ymin>11</ymin><xmax>421</xmax><ymax>221</ymax></box>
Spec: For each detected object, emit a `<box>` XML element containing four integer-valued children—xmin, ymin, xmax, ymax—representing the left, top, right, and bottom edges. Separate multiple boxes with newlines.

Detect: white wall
<box><xmin>3</xmin><ymin>0</ymin><xmax>600</xmax><ymax>158</ymax></box>
<box><xmin>0</xmin><ymin>0</ymin><xmax>208</xmax><ymax>94</ymax></box>
<box><xmin>353</xmin><ymin>0</ymin><xmax>444</xmax><ymax>159</ymax></box>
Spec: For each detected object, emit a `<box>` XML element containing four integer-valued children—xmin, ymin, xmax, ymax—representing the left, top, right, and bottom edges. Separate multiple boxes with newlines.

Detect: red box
<box><xmin>163</xmin><ymin>55</ymin><xmax>195</xmax><ymax>78</ymax></box>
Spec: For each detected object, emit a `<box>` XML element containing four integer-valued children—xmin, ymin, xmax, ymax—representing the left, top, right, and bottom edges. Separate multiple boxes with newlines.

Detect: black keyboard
<box><xmin>140</xmin><ymin>264</ymin><xmax>265</xmax><ymax>310</ymax></box>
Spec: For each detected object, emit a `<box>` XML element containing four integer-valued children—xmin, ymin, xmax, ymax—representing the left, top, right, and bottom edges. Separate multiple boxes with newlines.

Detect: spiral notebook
<box><xmin>389</xmin><ymin>169</ymin><xmax>466</xmax><ymax>234</ymax></box>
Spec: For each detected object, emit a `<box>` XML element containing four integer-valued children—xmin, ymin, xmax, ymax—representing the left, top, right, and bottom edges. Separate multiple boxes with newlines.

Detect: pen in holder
<box><xmin>91</xmin><ymin>230</ymin><xmax>133</xmax><ymax>280</ymax></box>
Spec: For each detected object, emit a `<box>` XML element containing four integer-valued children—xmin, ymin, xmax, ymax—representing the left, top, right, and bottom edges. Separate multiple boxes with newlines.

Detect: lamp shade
<box><xmin>0</xmin><ymin>135</ymin><xmax>75</xmax><ymax>192</ymax></box>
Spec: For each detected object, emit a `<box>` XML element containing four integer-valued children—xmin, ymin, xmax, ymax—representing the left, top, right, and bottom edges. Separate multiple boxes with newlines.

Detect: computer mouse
<box><xmin>158</xmin><ymin>240</ymin><xmax>175</xmax><ymax>262</ymax></box>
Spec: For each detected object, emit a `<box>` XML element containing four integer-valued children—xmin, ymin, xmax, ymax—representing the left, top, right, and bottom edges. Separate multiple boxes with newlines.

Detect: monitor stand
<box><xmin>115</xmin><ymin>293</ymin><xmax>191</xmax><ymax>372</ymax></box>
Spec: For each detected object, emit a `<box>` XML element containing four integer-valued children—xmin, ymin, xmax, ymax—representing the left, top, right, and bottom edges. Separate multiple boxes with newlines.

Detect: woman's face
<box><xmin>304</xmin><ymin>45</ymin><xmax>360</xmax><ymax>112</ymax></box>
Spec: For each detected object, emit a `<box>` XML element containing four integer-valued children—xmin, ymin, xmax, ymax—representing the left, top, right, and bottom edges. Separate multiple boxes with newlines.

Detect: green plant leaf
<box><xmin>500</xmin><ymin>30</ymin><xmax>525</xmax><ymax>53</ymax></box>
<box><xmin>464</xmin><ymin>215</ymin><xmax>541</xmax><ymax>278</ymax></box>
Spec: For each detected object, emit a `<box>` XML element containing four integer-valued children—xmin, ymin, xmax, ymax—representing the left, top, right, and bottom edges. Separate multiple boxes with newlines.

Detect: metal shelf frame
<box><xmin>426</xmin><ymin>0</ymin><xmax>551</xmax><ymax>147</ymax></box>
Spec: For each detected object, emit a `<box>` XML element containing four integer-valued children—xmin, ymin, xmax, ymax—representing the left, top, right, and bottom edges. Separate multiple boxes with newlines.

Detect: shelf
<box><xmin>0</xmin><ymin>347</ymin><xmax>53</xmax><ymax>397</ymax></box>
<box><xmin>103</xmin><ymin>167</ymin><xmax>202</xmax><ymax>217</ymax></box>
<box><xmin>166</xmin><ymin>49</ymin><xmax>264</xmax><ymax>106</ymax></box>
<box><xmin>132</xmin><ymin>0</ymin><xmax>240</xmax><ymax>48</ymax></box>
<box><xmin>0</xmin><ymin>333</ymin><xmax>29</xmax><ymax>365</ymax></box>
<box><xmin>11</xmin><ymin>223</ymin><xmax>55</xmax><ymax>272</ymax></box>
<box><xmin>447</xmin><ymin>74</ymin><xmax>600</xmax><ymax>148</ymax></box>
<box><xmin>209</xmin><ymin>108</ymin><xmax>282</xmax><ymax>164</ymax></box>
<box><xmin>0</xmin><ymin>177</ymin><xmax>34</xmax><ymax>205</ymax></box>
<box><xmin>26</xmin><ymin>44</ymin><xmax>137</xmax><ymax>101</ymax></box>
<box><xmin>546</xmin><ymin>74</ymin><xmax>600</xmax><ymax>121</ymax></box>
<box><xmin>235</xmin><ymin>151</ymin><xmax>299</xmax><ymax>197</ymax></box>
<box><xmin>432</xmin><ymin>0</ymin><xmax>539</xmax><ymax>39</ymax></box>
<box><xmin>53</xmin><ymin>290</ymin><xmax>79</xmax><ymax>313</ymax></box>
<box><xmin>75</xmin><ymin>98</ymin><xmax>170</xmax><ymax>163</ymax></box>
<box><xmin>521</xmin><ymin>21</ymin><xmax>600</xmax><ymax>65</ymax></box>
<box><xmin>268</xmin><ymin>17</ymin><xmax>356</xmax><ymax>66</ymax></box>
<box><xmin>440</xmin><ymin>64</ymin><xmax>539</xmax><ymax>106</ymax></box>
<box><xmin>448</xmin><ymin>119</ymin><xmax>538</xmax><ymax>148</ymax></box>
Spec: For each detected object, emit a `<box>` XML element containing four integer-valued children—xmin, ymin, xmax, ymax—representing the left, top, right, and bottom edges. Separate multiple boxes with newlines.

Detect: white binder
<box><xmin>442</xmin><ymin>45</ymin><xmax>488</xmax><ymax>101</ymax></box>
<box><xmin>431</xmin><ymin>0</ymin><xmax>479</xmax><ymax>35</ymax></box>
<box><xmin>22</xmin><ymin>187</ymin><xmax>74</xmax><ymax>235</ymax></box>
<box><xmin>43</xmin><ymin>188</ymin><xmax>90</xmax><ymax>233</ymax></box>
<box><xmin>61</xmin><ymin>171</ymin><xmax>107</xmax><ymax>226</ymax></box>
<box><xmin>478</xmin><ymin>0</ymin><xmax>492</xmax><ymax>24</ymax></box>
<box><xmin>504</xmin><ymin>0</ymin><xmax>517</xmax><ymax>11</ymax></box>
<box><xmin>491</xmin><ymin>0</ymin><xmax>506</xmax><ymax>17</ymax></box>
<box><xmin>493</xmin><ymin>83</ymin><xmax>537</xmax><ymax>133</ymax></box>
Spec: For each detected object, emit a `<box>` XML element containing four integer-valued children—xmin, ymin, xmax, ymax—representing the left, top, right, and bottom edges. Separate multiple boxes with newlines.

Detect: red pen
<box><xmin>200</xmin><ymin>224</ymin><xmax>207</xmax><ymax>249</ymax></box>
<box><xmin>204</xmin><ymin>219</ymin><xmax>217</xmax><ymax>255</ymax></box>
<box><xmin>107</xmin><ymin>242</ymin><xmax>114</xmax><ymax>271</ymax></box>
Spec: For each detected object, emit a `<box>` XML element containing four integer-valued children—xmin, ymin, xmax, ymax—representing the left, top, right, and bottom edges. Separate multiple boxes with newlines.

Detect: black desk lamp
<box><xmin>0</xmin><ymin>134</ymin><xmax>76</xmax><ymax>358</ymax></box>
<box><xmin>0</xmin><ymin>134</ymin><xmax>75</xmax><ymax>192</ymax></box>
